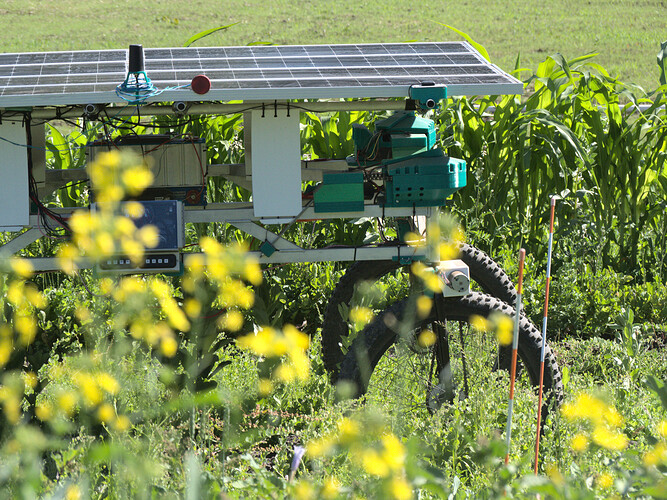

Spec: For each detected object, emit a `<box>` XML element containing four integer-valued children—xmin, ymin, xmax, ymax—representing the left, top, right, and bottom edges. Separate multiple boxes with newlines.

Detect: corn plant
<box><xmin>441</xmin><ymin>53</ymin><xmax>667</xmax><ymax>277</ymax></box>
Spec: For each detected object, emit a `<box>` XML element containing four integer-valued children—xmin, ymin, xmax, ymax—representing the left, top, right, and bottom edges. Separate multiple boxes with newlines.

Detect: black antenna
<box><xmin>128</xmin><ymin>45</ymin><xmax>145</xmax><ymax>73</ymax></box>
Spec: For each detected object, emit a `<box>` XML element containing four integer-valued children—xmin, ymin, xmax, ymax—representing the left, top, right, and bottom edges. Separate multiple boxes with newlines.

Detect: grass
<box><xmin>0</xmin><ymin>0</ymin><xmax>665</xmax><ymax>90</ymax></box>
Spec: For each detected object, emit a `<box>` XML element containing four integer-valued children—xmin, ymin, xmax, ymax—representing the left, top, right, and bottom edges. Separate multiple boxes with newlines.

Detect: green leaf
<box><xmin>658</xmin><ymin>40</ymin><xmax>667</xmax><ymax>86</ymax></box>
<box><xmin>436</xmin><ymin>24</ymin><xmax>490</xmax><ymax>61</ymax></box>
<box><xmin>184</xmin><ymin>24</ymin><xmax>238</xmax><ymax>47</ymax></box>
<box><xmin>645</xmin><ymin>375</ymin><xmax>667</xmax><ymax>409</ymax></box>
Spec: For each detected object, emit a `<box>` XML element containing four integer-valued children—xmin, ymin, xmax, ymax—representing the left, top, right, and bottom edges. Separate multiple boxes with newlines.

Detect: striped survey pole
<box><xmin>504</xmin><ymin>248</ymin><xmax>526</xmax><ymax>465</ymax></box>
<box><xmin>534</xmin><ymin>196</ymin><xmax>557</xmax><ymax>474</ymax></box>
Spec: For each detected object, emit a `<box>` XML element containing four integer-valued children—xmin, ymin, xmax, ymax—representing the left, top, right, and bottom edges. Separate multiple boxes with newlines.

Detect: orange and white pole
<box><xmin>504</xmin><ymin>248</ymin><xmax>526</xmax><ymax>465</ymax></box>
<box><xmin>534</xmin><ymin>196</ymin><xmax>556</xmax><ymax>474</ymax></box>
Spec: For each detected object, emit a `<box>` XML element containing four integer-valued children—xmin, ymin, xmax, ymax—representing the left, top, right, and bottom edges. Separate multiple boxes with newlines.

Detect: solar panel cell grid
<box><xmin>0</xmin><ymin>42</ymin><xmax>522</xmax><ymax>106</ymax></box>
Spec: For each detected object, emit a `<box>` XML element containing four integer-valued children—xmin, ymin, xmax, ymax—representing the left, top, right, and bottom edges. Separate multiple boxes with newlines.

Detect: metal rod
<box><xmin>534</xmin><ymin>197</ymin><xmax>556</xmax><ymax>474</ymax></box>
<box><xmin>504</xmin><ymin>247</ymin><xmax>526</xmax><ymax>465</ymax></box>
<box><xmin>29</xmin><ymin>99</ymin><xmax>409</xmax><ymax>120</ymax></box>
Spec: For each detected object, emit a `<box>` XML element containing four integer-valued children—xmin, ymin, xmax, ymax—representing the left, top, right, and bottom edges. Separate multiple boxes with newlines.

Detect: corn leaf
<box><xmin>436</xmin><ymin>24</ymin><xmax>490</xmax><ymax>61</ymax></box>
<box><xmin>184</xmin><ymin>24</ymin><xmax>238</xmax><ymax>47</ymax></box>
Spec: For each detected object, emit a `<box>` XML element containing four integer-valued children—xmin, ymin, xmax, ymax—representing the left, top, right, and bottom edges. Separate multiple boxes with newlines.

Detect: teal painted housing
<box><xmin>313</xmin><ymin>172</ymin><xmax>364</xmax><ymax>213</ymax></box>
<box><xmin>384</xmin><ymin>149</ymin><xmax>467</xmax><ymax>207</ymax></box>
<box><xmin>408</xmin><ymin>84</ymin><xmax>447</xmax><ymax>110</ymax></box>
<box><xmin>348</xmin><ymin>111</ymin><xmax>437</xmax><ymax>166</ymax></box>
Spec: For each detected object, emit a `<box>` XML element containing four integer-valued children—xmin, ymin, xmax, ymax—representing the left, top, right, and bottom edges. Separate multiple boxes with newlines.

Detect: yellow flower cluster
<box><xmin>349</xmin><ymin>306</ymin><xmax>374</xmax><ymax>331</ymax></box>
<box><xmin>0</xmin><ymin>259</ymin><xmax>48</xmax><ymax>362</ymax></box>
<box><xmin>307</xmin><ymin>417</ymin><xmax>412</xmax><ymax>500</ymax></box>
<box><xmin>643</xmin><ymin>420</ymin><xmax>667</xmax><ymax>467</ymax></box>
<box><xmin>410</xmin><ymin>261</ymin><xmax>443</xmax><ymax>294</ymax></box>
<box><xmin>470</xmin><ymin>312</ymin><xmax>514</xmax><ymax>346</ymax></box>
<box><xmin>236</xmin><ymin>325</ymin><xmax>310</xmax><ymax>388</ymax></box>
<box><xmin>561</xmin><ymin>393</ymin><xmax>628</xmax><ymax>451</ymax></box>
<box><xmin>36</xmin><ymin>369</ymin><xmax>130</xmax><ymax>431</ymax></box>
<box><xmin>107</xmin><ymin>276</ymin><xmax>181</xmax><ymax>356</ymax></box>
<box><xmin>57</xmin><ymin>151</ymin><xmax>158</xmax><ymax>272</ymax></box>
<box><xmin>404</xmin><ymin>217</ymin><xmax>464</xmax><ymax>262</ymax></box>
<box><xmin>88</xmin><ymin>150</ymin><xmax>153</xmax><ymax>203</ymax></box>
<box><xmin>181</xmin><ymin>237</ymin><xmax>261</xmax><ymax>338</ymax></box>
<box><xmin>0</xmin><ymin>383</ymin><xmax>22</xmax><ymax>424</ymax></box>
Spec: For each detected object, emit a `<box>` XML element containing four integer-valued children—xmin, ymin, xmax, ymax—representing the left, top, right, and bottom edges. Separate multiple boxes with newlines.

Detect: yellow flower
<box><xmin>561</xmin><ymin>393</ymin><xmax>607</xmax><ymax>424</ymax></box>
<box><xmin>76</xmin><ymin>373</ymin><xmax>103</xmax><ymax>406</ymax></box>
<box><xmin>120</xmin><ymin>239</ymin><xmax>144</xmax><ymax>265</ymax></box>
<box><xmin>284</xmin><ymin>324</ymin><xmax>310</xmax><ymax>351</ymax></box>
<box><xmin>123</xmin><ymin>201</ymin><xmax>145</xmax><ymax>219</ymax></box>
<box><xmin>183</xmin><ymin>298</ymin><xmax>202</xmax><ymax>318</ymax></box>
<box><xmin>35</xmin><ymin>402</ymin><xmax>53</xmax><ymax>421</ymax></box>
<box><xmin>258</xmin><ymin>378</ymin><xmax>273</xmax><ymax>396</ymax></box>
<box><xmin>113</xmin><ymin>415</ymin><xmax>131</xmax><ymax>432</ymax></box>
<box><xmin>200</xmin><ymin>236</ymin><xmax>224</xmax><ymax>258</ymax></box>
<box><xmin>596</xmin><ymin>472</ymin><xmax>614</xmax><ymax>489</ymax></box>
<box><xmin>337</xmin><ymin>417</ymin><xmax>361</xmax><ymax>444</ymax></box>
<box><xmin>96</xmin><ymin>373</ymin><xmax>120</xmax><ymax>395</ymax></box>
<box><xmin>381</xmin><ymin>433</ymin><xmax>406</xmax><ymax>471</ymax></box>
<box><xmin>65</xmin><ymin>484</ymin><xmax>81</xmax><ymax>500</ymax></box>
<box><xmin>1</xmin><ymin>393</ymin><xmax>21</xmax><ymax>424</ymax></box>
<box><xmin>10</xmin><ymin>258</ymin><xmax>33</xmax><ymax>278</ymax></box>
<box><xmin>321</xmin><ymin>477</ymin><xmax>340</xmax><ymax>499</ymax></box>
<box><xmin>416</xmin><ymin>295</ymin><xmax>432</xmax><ymax>319</ymax></box>
<box><xmin>546</xmin><ymin>463</ymin><xmax>565</xmax><ymax>487</ymax></box>
<box><xmin>592</xmin><ymin>426</ymin><xmax>628</xmax><ymax>451</ymax></box>
<box><xmin>97</xmin><ymin>403</ymin><xmax>116</xmax><ymax>423</ymax></box>
<box><xmin>6</xmin><ymin>281</ymin><xmax>24</xmax><ymax>307</ymax></box>
<box><xmin>570</xmin><ymin>433</ymin><xmax>589</xmax><ymax>452</ymax></box>
<box><xmin>292</xmin><ymin>480</ymin><xmax>315</xmax><ymax>500</ymax></box>
<box><xmin>57</xmin><ymin>242</ymin><xmax>79</xmax><ymax>274</ymax></box>
<box><xmin>0</xmin><ymin>338</ymin><xmax>13</xmax><ymax>367</ymax></box>
<box><xmin>422</xmin><ymin>273</ymin><xmax>442</xmax><ymax>294</ymax></box>
<box><xmin>114</xmin><ymin>216</ymin><xmax>136</xmax><ymax>237</ymax></box>
<box><xmin>307</xmin><ymin>435</ymin><xmax>335</xmax><ymax>458</ymax></box>
<box><xmin>160</xmin><ymin>336</ymin><xmax>178</xmax><ymax>357</ymax></box>
<box><xmin>438</xmin><ymin>241</ymin><xmax>459</xmax><ymax>260</ymax></box>
<box><xmin>418</xmin><ymin>329</ymin><xmax>436</xmax><ymax>347</ymax></box>
<box><xmin>244</xmin><ymin>259</ymin><xmax>263</xmax><ymax>286</ymax></box>
<box><xmin>389</xmin><ymin>477</ymin><xmax>412</xmax><ymax>500</ymax></box>
<box><xmin>237</xmin><ymin>328</ymin><xmax>276</xmax><ymax>357</ymax></box>
<box><xmin>290</xmin><ymin>352</ymin><xmax>311</xmax><ymax>381</ymax></box>
<box><xmin>470</xmin><ymin>314</ymin><xmax>491</xmax><ymax>332</ymax></box>
<box><xmin>494</xmin><ymin>314</ymin><xmax>514</xmax><ymax>346</ymax></box>
<box><xmin>274</xmin><ymin>363</ymin><xmax>296</xmax><ymax>383</ymax></box>
<box><xmin>349</xmin><ymin>306</ymin><xmax>374</xmax><ymax>330</ymax></box>
<box><xmin>404</xmin><ymin>231</ymin><xmax>422</xmax><ymax>247</ymax></box>
<box><xmin>646</xmin><ymin>443</ymin><xmax>667</xmax><ymax>467</ymax></box>
<box><xmin>361</xmin><ymin>448</ymin><xmax>390</xmax><ymax>477</ymax></box>
<box><xmin>57</xmin><ymin>391</ymin><xmax>78</xmax><ymax>416</ymax></box>
<box><xmin>15</xmin><ymin>315</ymin><xmax>37</xmax><ymax>346</ymax></box>
<box><xmin>186</xmin><ymin>254</ymin><xmax>206</xmax><ymax>279</ymax></box>
<box><xmin>137</xmin><ymin>225</ymin><xmax>159</xmax><ymax>248</ymax></box>
<box><xmin>25</xmin><ymin>286</ymin><xmax>46</xmax><ymax>309</ymax></box>
<box><xmin>122</xmin><ymin>166</ymin><xmax>153</xmax><ymax>195</ymax></box>
<box><xmin>160</xmin><ymin>299</ymin><xmax>191</xmax><ymax>332</ymax></box>
<box><xmin>658</xmin><ymin>420</ymin><xmax>667</xmax><ymax>438</ymax></box>
<box><xmin>219</xmin><ymin>310</ymin><xmax>244</xmax><ymax>332</ymax></box>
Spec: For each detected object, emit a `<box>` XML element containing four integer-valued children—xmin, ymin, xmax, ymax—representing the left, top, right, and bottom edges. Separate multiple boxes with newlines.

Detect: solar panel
<box><xmin>0</xmin><ymin>42</ymin><xmax>522</xmax><ymax>107</ymax></box>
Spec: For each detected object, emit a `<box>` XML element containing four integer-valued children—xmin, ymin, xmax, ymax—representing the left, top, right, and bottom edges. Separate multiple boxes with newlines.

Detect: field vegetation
<box><xmin>1</xmin><ymin>5</ymin><xmax>667</xmax><ymax>499</ymax></box>
<box><xmin>1</xmin><ymin>0</ymin><xmax>666</xmax><ymax>90</ymax></box>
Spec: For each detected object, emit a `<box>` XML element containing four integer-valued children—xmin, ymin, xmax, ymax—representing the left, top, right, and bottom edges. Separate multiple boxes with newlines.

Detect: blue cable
<box><xmin>116</xmin><ymin>71</ymin><xmax>190</xmax><ymax>104</ymax></box>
